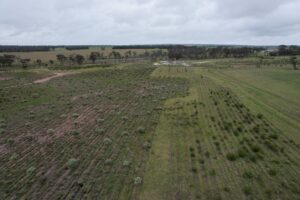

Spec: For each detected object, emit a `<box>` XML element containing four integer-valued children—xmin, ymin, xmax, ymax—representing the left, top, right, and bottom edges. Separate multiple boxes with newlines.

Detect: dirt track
<box><xmin>34</xmin><ymin>72</ymin><xmax>75</xmax><ymax>84</ymax></box>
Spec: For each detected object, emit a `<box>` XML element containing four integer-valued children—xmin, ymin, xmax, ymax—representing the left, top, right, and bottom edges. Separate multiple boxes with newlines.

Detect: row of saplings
<box><xmin>44</xmin><ymin>123</ymin><xmax>149</xmax><ymax>187</ymax></box>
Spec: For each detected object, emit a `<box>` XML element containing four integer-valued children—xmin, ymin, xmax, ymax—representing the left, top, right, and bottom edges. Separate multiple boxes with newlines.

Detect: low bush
<box><xmin>268</xmin><ymin>169</ymin><xmax>277</xmax><ymax>176</ymax></box>
<box><xmin>134</xmin><ymin>177</ymin><xmax>142</xmax><ymax>185</ymax></box>
<box><xmin>95</xmin><ymin>128</ymin><xmax>105</xmax><ymax>134</ymax></box>
<box><xmin>122</xmin><ymin>160</ymin><xmax>131</xmax><ymax>166</ymax></box>
<box><xmin>9</xmin><ymin>153</ymin><xmax>18</xmax><ymax>161</ymax></box>
<box><xmin>191</xmin><ymin>167</ymin><xmax>197</xmax><ymax>173</ymax></box>
<box><xmin>0</xmin><ymin>128</ymin><xmax>5</xmax><ymax>134</ymax></box>
<box><xmin>103</xmin><ymin>138</ymin><xmax>112</xmax><ymax>145</ymax></box>
<box><xmin>72</xmin><ymin>113</ymin><xmax>79</xmax><ymax>118</ymax></box>
<box><xmin>243</xmin><ymin>171</ymin><xmax>254</xmax><ymax>179</ymax></box>
<box><xmin>121</xmin><ymin>131</ymin><xmax>129</xmax><ymax>136</ymax></box>
<box><xmin>47</xmin><ymin>128</ymin><xmax>54</xmax><ymax>134</ymax></box>
<box><xmin>70</xmin><ymin>130</ymin><xmax>80</xmax><ymax>136</ymax></box>
<box><xmin>67</xmin><ymin>158</ymin><xmax>79</xmax><ymax>170</ymax></box>
<box><xmin>243</xmin><ymin>185</ymin><xmax>252</xmax><ymax>195</ymax></box>
<box><xmin>226</xmin><ymin>153</ymin><xmax>237</xmax><ymax>161</ymax></box>
<box><xmin>26</xmin><ymin>166</ymin><xmax>36</xmax><ymax>175</ymax></box>
<box><xmin>137</xmin><ymin>127</ymin><xmax>145</xmax><ymax>134</ymax></box>
<box><xmin>104</xmin><ymin>159</ymin><xmax>113</xmax><ymax>165</ymax></box>
<box><xmin>7</xmin><ymin>138</ymin><xmax>15</xmax><ymax>146</ymax></box>
<box><xmin>143</xmin><ymin>142</ymin><xmax>151</xmax><ymax>150</ymax></box>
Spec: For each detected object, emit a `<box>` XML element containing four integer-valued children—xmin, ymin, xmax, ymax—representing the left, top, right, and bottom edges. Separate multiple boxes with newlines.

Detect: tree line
<box><xmin>271</xmin><ymin>45</ymin><xmax>300</xmax><ymax>56</ymax></box>
<box><xmin>0</xmin><ymin>49</ymin><xmax>167</xmax><ymax>68</ymax></box>
<box><xmin>167</xmin><ymin>46</ymin><xmax>265</xmax><ymax>60</ymax></box>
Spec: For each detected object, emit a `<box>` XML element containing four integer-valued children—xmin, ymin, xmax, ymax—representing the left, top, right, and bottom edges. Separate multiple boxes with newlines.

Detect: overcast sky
<box><xmin>0</xmin><ymin>0</ymin><xmax>300</xmax><ymax>45</ymax></box>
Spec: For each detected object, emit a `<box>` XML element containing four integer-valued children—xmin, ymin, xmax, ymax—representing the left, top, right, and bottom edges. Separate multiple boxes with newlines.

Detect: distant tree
<box><xmin>257</xmin><ymin>56</ymin><xmax>264</xmax><ymax>68</ymax></box>
<box><xmin>68</xmin><ymin>54</ymin><xmax>76</xmax><ymax>65</ymax></box>
<box><xmin>36</xmin><ymin>59</ymin><xmax>42</xmax><ymax>66</ymax></box>
<box><xmin>0</xmin><ymin>54</ymin><xmax>15</xmax><ymax>67</ymax></box>
<box><xmin>56</xmin><ymin>54</ymin><xmax>67</xmax><ymax>65</ymax></box>
<box><xmin>290</xmin><ymin>56</ymin><xmax>298</xmax><ymax>70</ymax></box>
<box><xmin>89</xmin><ymin>52</ymin><xmax>100</xmax><ymax>63</ymax></box>
<box><xmin>109</xmin><ymin>51</ymin><xmax>121</xmax><ymax>59</ymax></box>
<box><xmin>75</xmin><ymin>54</ymin><xmax>85</xmax><ymax>65</ymax></box>
<box><xmin>49</xmin><ymin>60</ymin><xmax>54</xmax><ymax>65</ymax></box>
<box><xmin>20</xmin><ymin>59</ymin><xmax>31</xmax><ymax>69</ymax></box>
<box><xmin>124</xmin><ymin>50</ymin><xmax>132</xmax><ymax>59</ymax></box>
<box><xmin>168</xmin><ymin>49</ymin><xmax>183</xmax><ymax>60</ymax></box>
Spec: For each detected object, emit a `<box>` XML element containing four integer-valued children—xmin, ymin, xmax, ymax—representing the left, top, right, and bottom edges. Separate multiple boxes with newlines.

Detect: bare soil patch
<box><xmin>0</xmin><ymin>76</ymin><xmax>12</xmax><ymax>81</ymax></box>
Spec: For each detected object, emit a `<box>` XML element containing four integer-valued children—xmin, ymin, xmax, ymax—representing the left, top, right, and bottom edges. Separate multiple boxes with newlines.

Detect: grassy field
<box><xmin>139</xmin><ymin>66</ymin><xmax>300</xmax><ymax>200</ymax></box>
<box><xmin>0</xmin><ymin>60</ymin><xmax>300</xmax><ymax>199</ymax></box>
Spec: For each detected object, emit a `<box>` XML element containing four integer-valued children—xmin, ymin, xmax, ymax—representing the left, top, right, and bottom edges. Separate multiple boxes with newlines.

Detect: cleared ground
<box><xmin>0</xmin><ymin>65</ymin><xmax>187</xmax><ymax>199</ymax></box>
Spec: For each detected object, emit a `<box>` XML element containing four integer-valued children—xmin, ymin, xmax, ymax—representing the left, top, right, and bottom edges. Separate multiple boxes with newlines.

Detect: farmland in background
<box><xmin>0</xmin><ymin>47</ymin><xmax>164</xmax><ymax>63</ymax></box>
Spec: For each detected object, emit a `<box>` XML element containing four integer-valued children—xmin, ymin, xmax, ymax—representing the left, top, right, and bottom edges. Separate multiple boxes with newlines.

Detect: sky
<box><xmin>0</xmin><ymin>0</ymin><xmax>300</xmax><ymax>45</ymax></box>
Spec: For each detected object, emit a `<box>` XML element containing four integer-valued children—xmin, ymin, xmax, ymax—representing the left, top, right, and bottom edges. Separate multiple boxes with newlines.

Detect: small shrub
<box><xmin>243</xmin><ymin>185</ymin><xmax>252</xmax><ymax>195</ymax></box>
<box><xmin>248</xmin><ymin>154</ymin><xmax>257</xmax><ymax>163</ymax></box>
<box><xmin>143</xmin><ymin>142</ymin><xmax>151</xmax><ymax>150</ymax></box>
<box><xmin>123</xmin><ymin>160</ymin><xmax>131</xmax><ymax>166</ymax></box>
<box><xmin>251</xmin><ymin>145</ymin><xmax>262</xmax><ymax>153</ymax></box>
<box><xmin>25</xmin><ymin>122</ymin><xmax>31</xmax><ymax>127</ymax></box>
<box><xmin>95</xmin><ymin>128</ymin><xmax>105</xmax><ymax>134</ymax></box>
<box><xmin>237</xmin><ymin>148</ymin><xmax>247</xmax><ymax>158</ymax></box>
<box><xmin>33</xmin><ymin>93</ymin><xmax>39</xmax><ymax>98</ymax></box>
<box><xmin>224</xmin><ymin>187</ymin><xmax>230</xmax><ymax>192</ymax></box>
<box><xmin>0</xmin><ymin>121</ymin><xmax>6</xmax><ymax>128</ymax></box>
<box><xmin>9</xmin><ymin>153</ymin><xmax>18</xmax><ymax>161</ymax></box>
<box><xmin>137</xmin><ymin>127</ymin><xmax>145</xmax><ymax>134</ymax></box>
<box><xmin>103</xmin><ymin>138</ymin><xmax>112</xmax><ymax>145</ymax></box>
<box><xmin>70</xmin><ymin>130</ymin><xmax>80</xmax><ymax>136</ymax></box>
<box><xmin>199</xmin><ymin>159</ymin><xmax>205</xmax><ymax>164</ymax></box>
<box><xmin>72</xmin><ymin>113</ymin><xmax>79</xmax><ymax>118</ymax></box>
<box><xmin>29</xmin><ymin>111</ymin><xmax>35</xmax><ymax>117</ymax></box>
<box><xmin>7</xmin><ymin>138</ymin><xmax>14</xmax><ymax>146</ymax></box>
<box><xmin>0</xmin><ymin>128</ymin><xmax>5</xmax><ymax>134</ymax></box>
<box><xmin>122</xmin><ymin>116</ymin><xmax>128</xmax><ymax>121</ymax></box>
<box><xmin>243</xmin><ymin>171</ymin><xmax>254</xmax><ymax>179</ymax></box>
<box><xmin>26</xmin><ymin>166</ymin><xmax>36</xmax><ymax>175</ymax></box>
<box><xmin>121</xmin><ymin>131</ymin><xmax>129</xmax><ymax>136</ymax></box>
<box><xmin>257</xmin><ymin>113</ymin><xmax>263</xmax><ymax>119</ymax></box>
<box><xmin>190</xmin><ymin>152</ymin><xmax>196</xmax><ymax>158</ymax></box>
<box><xmin>67</xmin><ymin>158</ymin><xmax>79</xmax><ymax>170</ymax></box>
<box><xmin>96</xmin><ymin>118</ymin><xmax>105</xmax><ymax>123</ymax></box>
<box><xmin>204</xmin><ymin>151</ymin><xmax>210</xmax><ymax>158</ymax></box>
<box><xmin>268</xmin><ymin>169</ymin><xmax>277</xmax><ymax>176</ymax></box>
<box><xmin>47</xmin><ymin>128</ymin><xmax>54</xmax><ymax>134</ymax></box>
<box><xmin>104</xmin><ymin>159</ymin><xmax>113</xmax><ymax>165</ymax></box>
<box><xmin>269</xmin><ymin>133</ymin><xmax>279</xmax><ymax>140</ymax></box>
<box><xmin>134</xmin><ymin>177</ymin><xmax>142</xmax><ymax>185</ymax></box>
<box><xmin>237</xmin><ymin>126</ymin><xmax>243</xmax><ymax>132</ymax></box>
<box><xmin>209</xmin><ymin>169</ymin><xmax>216</xmax><ymax>176</ymax></box>
<box><xmin>226</xmin><ymin>153</ymin><xmax>237</xmax><ymax>161</ymax></box>
<box><xmin>191</xmin><ymin>167</ymin><xmax>197</xmax><ymax>173</ymax></box>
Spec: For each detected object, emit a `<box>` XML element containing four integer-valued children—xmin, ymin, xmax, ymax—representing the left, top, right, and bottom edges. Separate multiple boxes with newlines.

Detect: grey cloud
<box><xmin>0</xmin><ymin>0</ymin><xmax>299</xmax><ymax>45</ymax></box>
